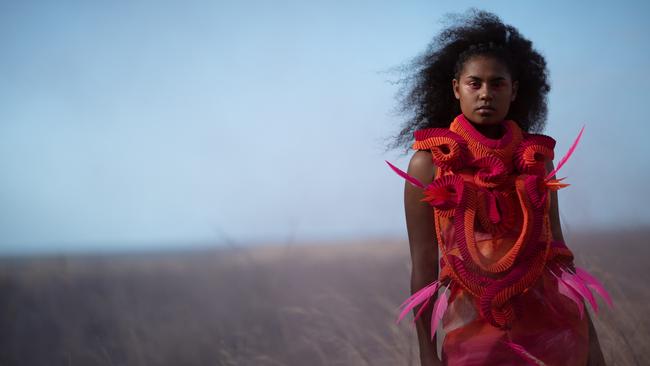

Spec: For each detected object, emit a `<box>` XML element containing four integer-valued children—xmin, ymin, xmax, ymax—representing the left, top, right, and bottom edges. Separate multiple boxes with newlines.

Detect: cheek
<box><xmin>459</xmin><ymin>86</ymin><xmax>477</xmax><ymax>100</ymax></box>
<box><xmin>496</xmin><ymin>88</ymin><xmax>514</xmax><ymax>102</ymax></box>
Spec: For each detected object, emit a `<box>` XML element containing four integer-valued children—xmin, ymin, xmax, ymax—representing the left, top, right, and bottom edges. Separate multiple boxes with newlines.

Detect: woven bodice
<box><xmin>412</xmin><ymin>113</ymin><xmax>574</xmax><ymax>329</ymax></box>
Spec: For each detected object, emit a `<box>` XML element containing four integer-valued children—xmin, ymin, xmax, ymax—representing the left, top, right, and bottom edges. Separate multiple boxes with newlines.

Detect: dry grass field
<box><xmin>0</xmin><ymin>228</ymin><xmax>647</xmax><ymax>366</ymax></box>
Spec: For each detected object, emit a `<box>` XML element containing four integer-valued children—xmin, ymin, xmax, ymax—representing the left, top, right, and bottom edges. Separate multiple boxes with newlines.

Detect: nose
<box><xmin>479</xmin><ymin>83</ymin><xmax>493</xmax><ymax>101</ymax></box>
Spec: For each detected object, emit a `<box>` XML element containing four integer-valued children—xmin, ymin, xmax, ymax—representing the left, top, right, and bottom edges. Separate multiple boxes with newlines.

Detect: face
<box><xmin>452</xmin><ymin>56</ymin><xmax>518</xmax><ymax>125</ymax></box>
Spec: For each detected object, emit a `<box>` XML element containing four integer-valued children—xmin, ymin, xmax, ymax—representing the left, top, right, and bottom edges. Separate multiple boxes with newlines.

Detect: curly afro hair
<box><xmin>387</xmin><ymin>9</ymin><xmax>550</xmax><ymax>153</ymax></box>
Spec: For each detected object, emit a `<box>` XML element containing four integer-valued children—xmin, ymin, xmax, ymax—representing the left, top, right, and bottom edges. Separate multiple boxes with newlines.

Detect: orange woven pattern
<box><xmin>515</xmin><ymin>133</ymin><xmax>556</xmax><ymax>176</ymax></box>
<box><xmin>487</xmin><ymin>176</ymin><xmax>553</xmax><ymax>327</ymax></box>
<box><xmin>464</xmin><ymin>179</ymin><xmax>533</xmax><ymax>274</ymax></box>
<box><xmin>449</xmin><ymin>116</ymin><xmax>523</xmax><ymax>172</ymax></box>
<box><xmin>476</xmin><ymin>188</ymin><xmax>518</xmax><ymax>235</ymax></box>
<box><xmin>412</xmin><ymin>128</ymin><xmax>468</xmax><ymax>172</ymax></box>
<box><xmin>419</xmin><ymin>114</ymin><xmax>573</xmax><ymax>329</ymax></box>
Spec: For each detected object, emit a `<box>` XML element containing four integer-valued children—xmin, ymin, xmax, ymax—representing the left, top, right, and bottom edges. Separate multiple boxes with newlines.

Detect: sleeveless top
<box><xmin>389</xmin><ymin>114</ymin><xmax>613</xmax><ymax>365</ymax></box>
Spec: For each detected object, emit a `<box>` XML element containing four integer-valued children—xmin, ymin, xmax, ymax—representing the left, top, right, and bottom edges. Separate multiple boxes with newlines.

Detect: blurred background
<box><xmin>0</xmin><ymin>1</ymin><xmax>648</xmax><ymax>365</ymax></box>
<box><xmin>1</xmin><ymin>0</ymin><xmax>649</xmax><ymax>255</ymax></box>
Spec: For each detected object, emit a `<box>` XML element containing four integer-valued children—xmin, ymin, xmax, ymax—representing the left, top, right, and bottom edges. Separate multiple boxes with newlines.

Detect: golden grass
<box><xmin>0</xmin><ymin>229</ymin><xmax>647</xmax><ymax>365</ymax></box>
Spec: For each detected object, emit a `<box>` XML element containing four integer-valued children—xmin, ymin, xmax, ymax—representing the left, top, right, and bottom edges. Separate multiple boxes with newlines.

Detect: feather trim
<box><xmin>575</xmin><ymin>267</ymin><xmax>614</xmax><ymax>309</ymax></box>
<box><xmin>550</xmin><ymin>268</ymin><xmax>585</xmax><ymax>319</ymax></box>
<box><xmin>396</xmin><ymin>280</ymin><xmax>440</xmax><ymax>324</ymax></box>
<box><xmin>545</xmin><ymin>177</ymin><xmax>570</xmax><ymax>191</ymax></box>
<box><xmin>545</xmin><ymin>125</ymin><xmax>585</xmax><ymax>181</ymax></box>
<box><xmin>556</xmin><ymin>273</ymin><xmax>585</xmax><ymax>319</ymax></box>
<box><xmin>413</xmin><ymin>295</ymin><xmax>433</xmax><ymax>322</ymax></box>
<box><xmin>385</xmin><ymin>160</ymin><xmax>424</xmax><ymax>188</ymax></box>
<box><xmin>561</xmin><ymin>268</ymin><xmax>598</xmax><ymax>313</ymax></box>
<box><xmin>430</xmin><ymin>286</ymin><xmax>450</xmax><ymax>340</ymax></box>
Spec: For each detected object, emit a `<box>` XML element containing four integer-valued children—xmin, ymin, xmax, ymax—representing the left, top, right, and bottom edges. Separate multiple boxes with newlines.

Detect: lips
<box><xmin>476</xmin><ymin>106</ymin><xmax>495</xmax><ymax>111</ymax></box>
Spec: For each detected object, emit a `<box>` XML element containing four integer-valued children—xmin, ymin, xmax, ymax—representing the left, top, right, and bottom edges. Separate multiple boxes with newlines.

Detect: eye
<box><xmin>491</xmin><ymin>80</ymin><xmax>506</xmax><ymax>88</ymax></box>
<box><xmin>468</xmin><ymin>80</ymin><xmax>481</xmax><ymax>89</ymax></box>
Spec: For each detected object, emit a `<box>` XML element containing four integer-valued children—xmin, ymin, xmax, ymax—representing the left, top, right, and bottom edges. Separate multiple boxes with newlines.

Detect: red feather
<box><xmin>545</xmin><ymin>125</ymin><xmax>585</xmax><ymax>181</ymax></box>
<box><xmin>386</xmin><ymin>160</ymin><xmax>425</xmax><ymax>188</ymax></box>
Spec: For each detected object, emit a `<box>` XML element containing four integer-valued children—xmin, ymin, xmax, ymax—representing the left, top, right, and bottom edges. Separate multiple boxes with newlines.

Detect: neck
<box><xmin>467</xmin><ymin>120</ymin><xmax>505</xmax><ymax>140</ymax></box>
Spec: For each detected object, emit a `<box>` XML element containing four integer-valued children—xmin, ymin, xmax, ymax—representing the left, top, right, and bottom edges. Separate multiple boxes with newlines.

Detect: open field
<box><xmin>0</xmin><ymin>228</ymin><xmax>648</xmax><ymax>365</ymax></box>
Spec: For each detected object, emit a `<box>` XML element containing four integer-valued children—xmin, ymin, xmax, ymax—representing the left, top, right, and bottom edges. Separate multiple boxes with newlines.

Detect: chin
<box><xmin>469</xmin><ymin>113</ymin><xmax>504</xmax><ymax>125</ymax></box>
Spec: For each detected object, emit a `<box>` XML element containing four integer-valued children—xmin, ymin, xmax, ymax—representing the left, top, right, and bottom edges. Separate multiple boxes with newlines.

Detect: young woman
<box><xmin>386</xmin><ymin>9</ymin><xmax>611</xmax><ymax>366</ymax></box>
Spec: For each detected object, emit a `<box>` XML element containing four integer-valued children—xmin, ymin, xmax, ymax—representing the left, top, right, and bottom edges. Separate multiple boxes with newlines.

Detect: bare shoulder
<box><xmin>407</xmin><ymin>150</ymin><xmax>436</xmax><ymax>184</ymax></box>
<box><xmin>545</xmin><ymin>157</ymin><xmax>555</xmax><ymax>175</ymax></box>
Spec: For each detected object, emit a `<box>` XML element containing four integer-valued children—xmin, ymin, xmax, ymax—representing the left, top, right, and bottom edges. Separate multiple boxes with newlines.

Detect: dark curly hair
<box><xmin>386</xmin><ymin>9</ymin><xmax>550</xmax><ymax>154</ymax></box>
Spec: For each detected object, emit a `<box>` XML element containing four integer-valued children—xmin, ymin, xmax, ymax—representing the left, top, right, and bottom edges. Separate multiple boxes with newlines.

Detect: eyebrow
<box><xmin>465</xmin><ymin>75</ymin><xmax>507</xmax><ymax>81</ymax></box>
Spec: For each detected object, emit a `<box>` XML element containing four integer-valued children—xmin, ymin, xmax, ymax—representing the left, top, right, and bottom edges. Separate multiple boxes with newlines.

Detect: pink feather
<box><xmin>385</xmin><ymin>160</ymin><xmax>425</xmax><ymax>188</ymax></box>
<box><xmin>556</xmin><ymin>274</ymin><xmax>584</xmax><ymax>319</ymax></box>
<box><xmin>502</xmin><ymin>340</ymin><xmax>547</xmax><ymax>365</ymax></box>
<box><xmin>413</xmin><ymin>295</ymin><xmax>432</xmax><ymax>322</ymax></box>
<box><xmin>398</xmin><ymin>280</ymin><xmax>439</xmax><ymax>309</ymax></box>
<box><xmin>575</xmin><ymin>267</ymin><xmax>614</xmax><ymax>309</ymax></box>
<box><xmin>545</xmin><ymin>125</ymin><xmax>585</xmax><ymax>181</ymax></box>
<box><xmin>396</xmin><ymin>281</ymin><xmax>440</xmax><ymax>324</ymax></box>
<box><xmin>430</xmin><ymin>287</ymin><xmax>449</xmax><ymax>340</ymax></box>
<box><xmin>561</xmin><ymin>269</ymin><xmax>598</xmax><ymax>313</ymax></box>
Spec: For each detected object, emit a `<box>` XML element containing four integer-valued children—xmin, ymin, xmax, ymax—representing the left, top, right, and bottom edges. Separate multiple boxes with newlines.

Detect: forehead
<box><xmin>459</xmin><ymin>56</ymin><xmax>512</xmax><ymax>80</ymax></box>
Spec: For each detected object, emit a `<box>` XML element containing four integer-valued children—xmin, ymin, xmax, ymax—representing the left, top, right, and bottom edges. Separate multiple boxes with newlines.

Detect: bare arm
<box><xmin>404</xmin><ymin>150</ymin><xmax>442</xmax><ymax>366</ymax></box>
<box><xmin>545</xmin><ymin>159</ymin><xmax>606</xmax><ymax>365</ymax></box>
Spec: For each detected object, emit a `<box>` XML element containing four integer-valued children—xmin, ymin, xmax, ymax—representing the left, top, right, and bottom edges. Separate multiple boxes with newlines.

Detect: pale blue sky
<box><xmin>1</xmin><ymin>1</ymin><xmax>648</xmax><ymax>254</ymax></box>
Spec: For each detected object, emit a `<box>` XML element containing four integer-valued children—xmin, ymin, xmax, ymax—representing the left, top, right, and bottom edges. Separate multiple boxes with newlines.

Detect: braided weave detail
<box><xmin>417</xmin><ymin>113</ymin><xmax>573</xmax><ymax>331</ymax></box>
